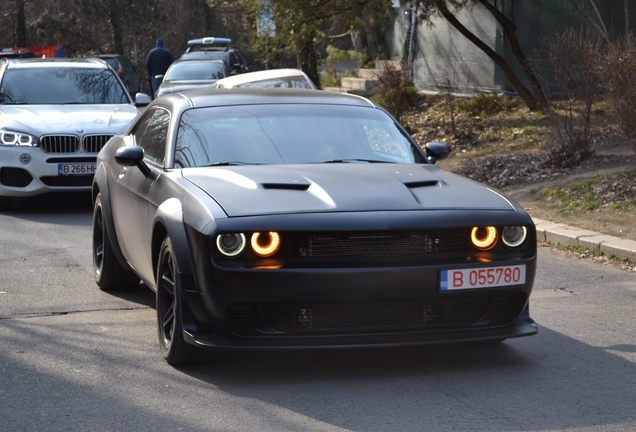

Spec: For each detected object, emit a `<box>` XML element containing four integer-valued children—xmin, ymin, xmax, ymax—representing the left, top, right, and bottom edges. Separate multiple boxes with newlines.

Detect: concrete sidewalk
<box><xmin>533</xmin><ymin>218</ymin><xmax>636</xmax><ymax>262</ymax></box>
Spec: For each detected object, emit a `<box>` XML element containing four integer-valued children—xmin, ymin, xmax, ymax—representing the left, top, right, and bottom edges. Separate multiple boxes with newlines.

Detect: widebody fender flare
<box><xmin>92</xmin><ymin>163</ymin><xmax>129</xmax><ymax>272</ymax></box>
<box><xmin>153</xmin><ymin>198</ymin><xmax>196</xmax><ymax>288</ymax></box>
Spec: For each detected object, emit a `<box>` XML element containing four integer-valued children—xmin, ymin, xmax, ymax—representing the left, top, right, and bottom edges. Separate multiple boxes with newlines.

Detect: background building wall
<box><xmin>387</xmin><ymin>0</ymin><xmax>636</xmax><ymax>96</ymax></box>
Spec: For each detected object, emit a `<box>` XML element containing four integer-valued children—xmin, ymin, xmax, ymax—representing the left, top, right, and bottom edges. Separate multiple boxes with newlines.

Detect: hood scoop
<box><xmin>262</xmin><ymin>182</ymin><xmax>311</xmax><ymax>191</ymax></box>
<box><xmin>403</xmin><ymin>180</ymin><xmax>438</xmax><ymax>189</ymax></box>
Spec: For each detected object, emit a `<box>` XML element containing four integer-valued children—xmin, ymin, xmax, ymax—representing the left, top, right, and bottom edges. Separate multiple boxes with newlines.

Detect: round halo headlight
<box><xmin>471</xmin><ymin>226</ymin><xmax>498</xmax><ymax>250</ymax></box>
<box><xmin>250</xmin><ymin>232</ymin><xmax>281</xmax><ymax>257</ymax></box>
<box><xmin>502</xmin><ymin>226</ymin><xmax>527</xmax><ymax>248</ymax></box>
<box><xmin>216</xmin><ymin>233</ymin><xmax>246</xmax><ymax>257</ymax></box>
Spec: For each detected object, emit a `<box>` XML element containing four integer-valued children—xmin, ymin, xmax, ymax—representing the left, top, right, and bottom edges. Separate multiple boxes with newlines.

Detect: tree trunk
<box><xmin>14</xmin><ymin>0</ymin><xmax>27</xmax><ymax>47</ymax></box>
<box><xmin>434</xmin><ymin>0</ymin><xmax>539</xmax><ymax>110</ymax></box>
<box><xmin>297</xmin><ymin>33</ymin><xmax>320</xmax><ymax>89</ymax></box>
<box><xmin>108</xmin><ymin>0</ymin><xmax>124</xmax><ymax>54</ymax></box>
<box><xmin>477</xmin><ymin>0</ymin><xmax>549</xmax><ymax>108</ymax></box>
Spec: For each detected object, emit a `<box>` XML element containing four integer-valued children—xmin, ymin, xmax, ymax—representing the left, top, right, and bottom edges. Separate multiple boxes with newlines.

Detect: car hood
<box><xmin>0</xmin><ymin>104</ymin><xmax>139</xmax><ymax>136</ymax></box>
<box><xmin>157</xmin><ymin>81</ymin><xmax>217</xmax><ymax>95</ymax></box>
<box><xmin>182</xmin><ymin>164</ymin><xmax>516</xmax><ymax>217</ymax></box>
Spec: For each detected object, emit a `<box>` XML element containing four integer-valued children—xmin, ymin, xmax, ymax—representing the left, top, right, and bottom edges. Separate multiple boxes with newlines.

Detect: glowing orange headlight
<box><xmin>250</xmin><ymin>232</ymin><xmax>281</xmax><ymax>257</ymax></box>
<box><xmin>471</xmin><ymin>226</ymin><xmax>498</xmax><ymax>250</ymax></box>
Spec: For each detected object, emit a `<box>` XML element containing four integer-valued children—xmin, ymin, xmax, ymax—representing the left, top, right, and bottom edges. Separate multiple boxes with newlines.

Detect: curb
<box><xmin>533</xmin><ymin>218</ymin><xmax>636</xmax><ymax>262</ymax></box>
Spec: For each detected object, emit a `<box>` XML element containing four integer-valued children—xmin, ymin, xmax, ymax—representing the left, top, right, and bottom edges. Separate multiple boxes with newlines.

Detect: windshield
<box><xmin>175</xmin><ymin>104</ymin><xmax>426</xmax><ymax>167</ymax></box>
<box><xmin>235</xmin><ymin>76</ymin><xmax>314</xmax><ymax>89</ymax></box>
<box><xmin>0</xmin><ymin>67</ymin><xmax>129</xmax><ymax>104</ymax></box>
<box><xmin>164</xmin><ymin>62</ymin><xmax>227</xmax><ymax>81</ymax></box>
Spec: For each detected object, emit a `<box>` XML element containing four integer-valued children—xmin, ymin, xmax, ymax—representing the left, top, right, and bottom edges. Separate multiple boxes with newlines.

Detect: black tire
<box><xmin>92</xmin><ymin>193</ymin><xmax>140</xmax><ymax>291</ymax></box>
<box><xmin>156</xmin><ymin>236</ymin><xmax>206</xmax><ymax>365</ymax></box>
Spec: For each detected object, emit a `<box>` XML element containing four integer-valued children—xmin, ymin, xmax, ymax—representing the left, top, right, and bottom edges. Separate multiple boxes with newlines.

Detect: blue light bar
<box><xmin>187</xmin><ymin>37</ymin><xmax>232</xmax><ymax>46</ymax></box>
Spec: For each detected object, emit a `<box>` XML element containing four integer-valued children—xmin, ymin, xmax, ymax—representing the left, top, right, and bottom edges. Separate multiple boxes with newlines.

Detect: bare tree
<box><xmin>539</xmin><ymin>28</ymin><xmax>603</xmax><ymax>168</ymax></box>
<box><xmin>564</xmin><ymin>0</ymin><xmax>610</xmax><ymax>43</ymax></box>
<box><xmin>604</xmin><ymin>35</ymin><xmax>636</xmax><ymax>154</ymax></box>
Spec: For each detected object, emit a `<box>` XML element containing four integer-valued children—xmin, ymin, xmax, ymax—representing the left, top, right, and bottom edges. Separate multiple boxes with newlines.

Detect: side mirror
<box><xmin>154</xmin><ymin>74</ymin><xmax>164</xmax><ymax>81</ymax></box>
<box><xmin>134</xmin><ymin>92</ymin><xmax>152</xmax><ymax>107</ymax></box>
<box><xmin>425</xmin><ymin>141</ymin><xmax>451</xmax><ymax>164</ymax></box>
<box><xmin>115</xmin><ymin>146</ymin><xmax>152</xmax><ymax>177</ymax></box>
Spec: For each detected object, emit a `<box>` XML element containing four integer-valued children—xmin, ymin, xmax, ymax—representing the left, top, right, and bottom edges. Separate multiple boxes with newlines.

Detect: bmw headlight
<box><xmin>0</xmin><ymin>130</ymin><xmax>38</xmax><ymax>147</ymax></box>
<box><xmin>501</xmin><ymin>226</ymin><xmax>527</xmax><ymax>248</ymax></box>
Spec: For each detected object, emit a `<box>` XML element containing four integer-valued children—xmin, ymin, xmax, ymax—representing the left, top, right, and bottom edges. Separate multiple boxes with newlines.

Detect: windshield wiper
<box><xmin>322</xmin><ymin>159</ymin><xmax>394</xmax><ymax>164</ymax></box>
<box><xmin>207</xmin><ymin>161</ymin><xmax>258</xmax><ymax>166</ymax></box>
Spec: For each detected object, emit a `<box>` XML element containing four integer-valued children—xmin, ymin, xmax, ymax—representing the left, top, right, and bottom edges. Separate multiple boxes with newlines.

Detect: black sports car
<box><xmin>92</xmin><ymin>89</ymin><xmax>538</xmax><ymax>364</ymax></box>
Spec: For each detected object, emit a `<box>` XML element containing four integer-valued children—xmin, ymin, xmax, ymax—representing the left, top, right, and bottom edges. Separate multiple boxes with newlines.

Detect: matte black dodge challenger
<box><xmin>91</xmin><ymin>89</ymin><xmax>538</xmax><ymax>364</ymax></box>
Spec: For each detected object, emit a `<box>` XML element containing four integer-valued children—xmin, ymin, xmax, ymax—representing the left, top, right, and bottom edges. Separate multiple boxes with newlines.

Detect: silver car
<box><xmin>0</xmin><ymin>58</ymin><xmax>149</xmax><ymax>209</ymax></box>
<box><xmin>155</xmin><ymin>59</ymin><xmax>229</xmax><ymax>98</ymax></box>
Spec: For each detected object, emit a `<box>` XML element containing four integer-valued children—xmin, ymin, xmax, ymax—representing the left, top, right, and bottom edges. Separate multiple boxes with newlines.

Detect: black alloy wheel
<box><xmin>92</xmin><ymin>193</ymin><xmax>139</xmax><ymax>291</ymax></box>
<box><xmin>156</xmin><ymin>236</ymin><xmax>202</xmax><ymax>364</ymax></box>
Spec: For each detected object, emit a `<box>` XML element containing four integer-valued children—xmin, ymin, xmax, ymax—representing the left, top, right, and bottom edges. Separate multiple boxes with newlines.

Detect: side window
<box><xmin>131</xmin><ymin>107</ymin><xmax>170</xmax><ymax>166</ymax></box>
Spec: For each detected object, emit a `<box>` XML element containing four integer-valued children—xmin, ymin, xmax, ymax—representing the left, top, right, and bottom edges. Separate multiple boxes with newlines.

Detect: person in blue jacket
<box><xmin>145</xmin><ymin>38</ymin><xmax>174</xmax><ymax>99</ymax></box>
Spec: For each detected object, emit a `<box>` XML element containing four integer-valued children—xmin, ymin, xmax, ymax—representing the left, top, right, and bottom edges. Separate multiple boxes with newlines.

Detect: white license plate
<box><xmin>440</xmin><ymin>265</ymin><xmax>526</xmax><ymax>291</ymax></box>
<box><xmin>58</xmin><ymin>163</ymin><xmax>96</xmax><ymax>176</ymax></box>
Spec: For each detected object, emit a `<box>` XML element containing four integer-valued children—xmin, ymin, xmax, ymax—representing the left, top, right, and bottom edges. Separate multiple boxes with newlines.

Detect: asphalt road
<box><xmin>1</xmin><ymin>194</ymin><xmax>635</xmax><ymax>432</ymax></box>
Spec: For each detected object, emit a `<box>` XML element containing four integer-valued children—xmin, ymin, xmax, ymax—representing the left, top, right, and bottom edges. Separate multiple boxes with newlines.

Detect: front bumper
<box><xmin>176</xmin><ymin>211</ymin><xmax>538</xmax><ymax>350</ymax></box>
<box><xmin>0</xmin><ymin>146</ymin><xmax>94</xmax><ymax>197</ymax></box>
<box><xmin>181</xmin><ymin>257</ymin><xmax>537</xmax><ymax>349</ymax></box>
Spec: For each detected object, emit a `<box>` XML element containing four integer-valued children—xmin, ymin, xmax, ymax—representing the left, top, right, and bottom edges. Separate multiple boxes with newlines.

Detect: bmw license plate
<box><xmin>58</xmin><ymin>163</ymin><xmax>96</xmax><ymax>176</ymax></box>
<box><xmin>440</xmin><ymin>265</ymin><xmax>526</xmax><ymax>291</ymax></box>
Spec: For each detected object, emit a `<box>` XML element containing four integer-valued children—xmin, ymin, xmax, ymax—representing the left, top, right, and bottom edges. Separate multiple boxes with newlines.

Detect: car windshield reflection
<box><xmin>0</xmin><ymin>68</ymin><xmax>129</xmax><ymax>104</ymax></box>
<box><xmin>175</xmin><ymin>104</ymin><xmax>423</xmax><ymax>167</ymax></box>
<box><xmin>164</xmin><ymin>62</ymin><xmax>227</xmax><ymax>81</ymax></box>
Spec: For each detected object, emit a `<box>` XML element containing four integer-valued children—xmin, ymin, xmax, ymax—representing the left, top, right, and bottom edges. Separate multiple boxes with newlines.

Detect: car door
<box><xmin>111</xmin><ymin>106</ymin><xmax>170</xmax><ymax>283</ymax></box>
<box><xmin>119</xmin><ymin>55</ymin><xmax>141</xmax><ymax>93</ymax></box>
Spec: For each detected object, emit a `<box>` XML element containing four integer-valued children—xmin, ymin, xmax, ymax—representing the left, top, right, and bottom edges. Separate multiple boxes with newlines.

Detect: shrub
<box><xmin>538</xmin><ymin>28</ymin><xmax>604</xmax><ymax>168</ymax></box>
<box><xmin>370</xmin><ymin>61</ymin><xmax>419</xmax><ymax>122</ymax></box>
<box><xmin>457</xmin><ymin>92</ymin><xmax>510</xmax><ymax>117</ymax></box>
<box><xmin>604</xmin><ymin>35</ymin><xmax>636</xmax><ymax>155</ymax></box>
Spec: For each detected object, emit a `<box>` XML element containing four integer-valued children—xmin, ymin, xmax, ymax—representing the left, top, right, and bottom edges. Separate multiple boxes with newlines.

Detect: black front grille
<box><xmin>40</xmin><ymin>175</ymin><xmax>93</xmax><ymax>187</ymax></box>
<box><xmin>83</xmin><ymin>135</ymin><xmax>113</xmax><ymax>153</ymax></box>
<box><xmin>226</xmin><ymin>293</ymin><xmax>527</xmax><ymax>335</ymax></box>
<box><xmin>279</xmin><ymin>229</ymin><xmax>473</xmax><ymax>258</ymax></box>
<box><xmin>40</xmin><ymin>135</ymin><xmax>79</xmax><ymax>153</ymax></box>
<box><xmin>0</xmin><ymin>167</ymin><xmax>33</xmax><ymax>187</ymax></box>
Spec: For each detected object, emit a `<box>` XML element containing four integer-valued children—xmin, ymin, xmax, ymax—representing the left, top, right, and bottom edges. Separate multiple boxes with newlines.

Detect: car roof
<box><xmin>214</xmin><ymin>69</ymin><xmax>312</xmax><ymax>88</ymax></box>
<box><xmin>2</xmin><ymin>58</ymin><xmax>109</xmax><ymax>69</ymax></box>
<box><xmin>157</xmin><ymin>88</ymin><xmax>375</xmax><ymax>109</ymax></box>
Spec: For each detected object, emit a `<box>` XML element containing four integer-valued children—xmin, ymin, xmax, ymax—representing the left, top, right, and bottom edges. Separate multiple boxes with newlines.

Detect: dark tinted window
<box><xmin>164</xmin><ymin>61</ymin><xmax>227</xmax><ymax>81</ymax></box>
<box><xmin>132</xmin><ymin>108</ymin><xmax>170</xmax><ymax>166</ymax></box>
<box><xmin>0</xmin><ymin>67</ymin><xmax>129</xmax><ymax>104</ymax></box>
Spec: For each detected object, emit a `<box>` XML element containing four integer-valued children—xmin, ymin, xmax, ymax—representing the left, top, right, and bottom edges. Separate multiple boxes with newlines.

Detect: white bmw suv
<box><xmin>0</xmin><ymin>58</ymin><xmax>150</xmax><ymax>209</ymax></box>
